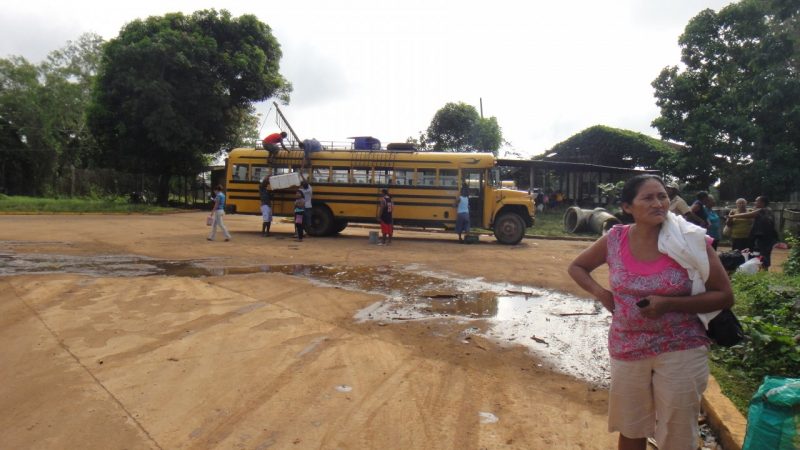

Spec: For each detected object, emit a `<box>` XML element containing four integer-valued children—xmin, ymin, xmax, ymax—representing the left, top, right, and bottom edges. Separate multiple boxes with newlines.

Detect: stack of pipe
<box><xmin>563</xmin><ymin>207</ymin><xmax>621</xmax><ymax>235</ymax></box>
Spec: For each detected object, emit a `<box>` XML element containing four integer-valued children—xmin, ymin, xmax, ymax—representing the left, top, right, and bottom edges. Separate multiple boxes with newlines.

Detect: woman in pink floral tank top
<box><xmin>568</xmin><ymin>175</ymin><xmax>733</xmax><ymax>450</ymax></box>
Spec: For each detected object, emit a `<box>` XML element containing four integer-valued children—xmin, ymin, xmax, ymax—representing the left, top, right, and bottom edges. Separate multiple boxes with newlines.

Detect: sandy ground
<box><xmin>0</xmin><ymin>213</ymin><xmax>784</xmax><ymax>449</ymax></box>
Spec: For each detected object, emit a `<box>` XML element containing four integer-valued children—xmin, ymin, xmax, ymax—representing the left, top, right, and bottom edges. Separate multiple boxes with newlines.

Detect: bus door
<box><xmin>462</xmin><ymin>169</ymin><xmax>485</xmax><ymax>227</ymax></box>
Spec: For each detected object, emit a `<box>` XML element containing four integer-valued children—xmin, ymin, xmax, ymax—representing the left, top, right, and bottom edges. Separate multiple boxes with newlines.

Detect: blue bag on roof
<box><xmin>302</xmin><ymin>138</ymin><xmax>322</xmax><ymax>153</ymax></box>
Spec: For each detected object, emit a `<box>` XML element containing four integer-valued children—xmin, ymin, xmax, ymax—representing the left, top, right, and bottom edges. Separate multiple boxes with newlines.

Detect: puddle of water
<box><xmin>0</xmin><ymin>249</ymin><xmax>610</xmax><ymax>386</ymax></box>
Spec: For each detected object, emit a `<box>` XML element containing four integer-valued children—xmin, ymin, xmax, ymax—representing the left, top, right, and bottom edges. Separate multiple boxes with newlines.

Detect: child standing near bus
<box><xmin>378</xmin><ymin>188</ymin><xmax>393</xmax><ymax>245</ymax></box>
<box><xmin>259</xmin><ymin>178</ymin><xmax>272</xmax><ymax>237</ymax></box>
<box><xmin>455</xmin><ymin>186</ymin><xmax>470</xmax><ymax>242</ymax></box>
<box><xmin>294</xmin><ymin>190</ymin><xmax>305</xmax><ymax>241</ymax></box>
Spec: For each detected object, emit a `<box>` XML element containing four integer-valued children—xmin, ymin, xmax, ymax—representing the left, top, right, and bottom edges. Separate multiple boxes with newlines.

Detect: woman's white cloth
<box><xmin>657</xmin><ymin>211</ymin><xmax>720</xmax><ymax>328</ymax></box>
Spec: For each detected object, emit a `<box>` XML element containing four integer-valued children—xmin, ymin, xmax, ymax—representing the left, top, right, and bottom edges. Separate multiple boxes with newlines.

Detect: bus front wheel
<box><xmin>493</xmin><ymin>213</ymin><xmax>525</xmax><ymax>245</ymax></box>
<box><xmin>307</xmin><ymin>205</ymin><xmax>335</xmax><ymax>236</ymax></box>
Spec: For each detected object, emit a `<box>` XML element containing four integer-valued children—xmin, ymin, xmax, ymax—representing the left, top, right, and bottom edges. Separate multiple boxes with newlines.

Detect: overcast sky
<box><xmin>1</xmin><ymin>0</ymin><xmax>734</xmax><ymax>157</ymax></box>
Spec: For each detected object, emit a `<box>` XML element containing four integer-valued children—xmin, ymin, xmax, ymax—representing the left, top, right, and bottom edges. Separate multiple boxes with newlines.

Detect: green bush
<box><xmin>784</xmin><ymin>235</ymin><xmax>800</xmax><ymax>276</ymax></box>
<box><xmin>711</xmin><ymin>271</ymin><xmax>800</xmax><ymax>411</ymax></box>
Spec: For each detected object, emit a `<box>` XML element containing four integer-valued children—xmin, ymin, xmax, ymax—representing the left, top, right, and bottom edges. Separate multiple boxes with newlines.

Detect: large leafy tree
<box><xmin>536</xmin><ymin>125</ymin><xmax>677</xmax><ymax>168</ymax></box>
<box><xmin>40</xmin><ymin>33</ymin><xmax>104</xmax><ymax>173</ymax></box>
<box><xmin>88</xmin><ymin>9</ymin><xmax>291</xmax><ymax>204</ymax></box>
<box><xmin>652</xmin><ymin>0</ymin><xmax>800</xmax><ymax>197</ymax></box>
<box><xmin>0</xmin><ymin>33</ymin><xmax>102</xmax><ymax>195</ymax></box>
<box><xmin>424</xmin><ymin>102</ymin><xmax>503</xmax><ymax>155</ymax></box>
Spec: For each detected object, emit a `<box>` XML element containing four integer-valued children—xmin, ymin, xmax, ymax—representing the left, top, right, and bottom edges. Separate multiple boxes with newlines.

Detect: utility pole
<box><xmin>479</xmin><ymin>98</ymin><xmax>484</xmax><ymax>119</ymax></box>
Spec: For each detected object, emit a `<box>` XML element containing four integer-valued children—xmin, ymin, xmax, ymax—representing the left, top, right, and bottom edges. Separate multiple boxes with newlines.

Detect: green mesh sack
<box><xmin>743</xmin><ymin>376</ymin><xmax>800</xmax><ymax>450</ymax></box>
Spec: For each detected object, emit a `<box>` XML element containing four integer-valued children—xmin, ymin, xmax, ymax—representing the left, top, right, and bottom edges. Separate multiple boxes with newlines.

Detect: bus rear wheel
<box><xmin>494</xmin><ymin>213</ymin><xmax>525</xmax><ymax>245</ymax></box>
<box><xmin>307</xmin><ymin>205</ymin><xmax>335</xmax><ymax>236</ymax></box>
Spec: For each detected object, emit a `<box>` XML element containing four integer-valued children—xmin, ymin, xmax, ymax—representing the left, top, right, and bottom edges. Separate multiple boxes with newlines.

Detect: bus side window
<box><xmin>375</xmin><ymin>167</ymin><xmax>393</xmax><ymax>185</ymax></box>
<box><xmin>232</xmin><ymin>164</ymin><xmax>248</xmax><ymax>181</ymax></box>
<box><xmin>419</xmin><ymin>169</ymin><xmax>436</xmax><ymax>186</ymax></box>
<box><xmin>332</xmin><ymin>167</ymin><xmax>349</xmax><ymax>183</ymax></box>
<box><xmin>352</xmin><ymin>167</ymin><xmax>370</xmax><ymax>184</ymax></box>
<box><xmin>313</xmin><ymin>167</ymin><xmax>330</xmax><ymax>183</ymax></box>
<box><xmin>439</xmin><ymin>169</ymin><xmax>458</xmax><ymax>187</ymax></box>
<box><xmin>251</xmin><ymin>165</ymin><xmax>268</xmax><ymax>182</ymax></box>
<box><xmin>395</xmin><ymin>169</ymin><xmax>414</xmax><ymax>186</ymax></box>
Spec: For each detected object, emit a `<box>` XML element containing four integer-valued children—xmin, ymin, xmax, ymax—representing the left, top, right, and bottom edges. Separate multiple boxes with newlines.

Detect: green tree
<box><xmin>224</xmin><ymin>106</ymin><xmax>261</xmax><ymax>150</ymax></box>
<box><xmin>425</xmin><ymin>102</ymin><xmax>503</xmax><ymax>154</ymax></box>
<box><xmin>0</xmin><ymin>33</ymin><xmax>104</xmax><ymax>195</ymax></box>
<box><xmin>652</xmin><ymin>0</ymin><xmax>800</xmax><ymax>197</ymax></box>
<box><xmin>88</xmin><ymin>9</ymin><xmax>291</xmax><ymax>204</ymax></box>
<box><xmin>0</xmin><ymin>55</ymin><xmax>61</xmax><ymax>195</ymax></box>
<box><xmin>40</xmin><ymin>33</ymin><xmax>104</xmax><ymax>174</ymax></box>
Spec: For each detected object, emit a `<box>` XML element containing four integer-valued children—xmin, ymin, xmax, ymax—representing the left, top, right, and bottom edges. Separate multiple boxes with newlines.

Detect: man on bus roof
<box><xmin>262</xmin><ymin>131</ymin><xmax>287</xmax><ymax>163</ymax></box>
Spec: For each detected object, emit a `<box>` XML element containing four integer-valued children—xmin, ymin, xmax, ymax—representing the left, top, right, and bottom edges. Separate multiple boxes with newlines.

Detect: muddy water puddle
<box><xmin>0</xmin><ymin>250</ymin><xmax>610</xmax><ymax>386</ymax></box>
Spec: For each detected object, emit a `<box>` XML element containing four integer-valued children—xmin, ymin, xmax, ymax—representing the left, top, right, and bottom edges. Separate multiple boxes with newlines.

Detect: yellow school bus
<box><xmin>225</xmin><ymin>147</ymin><xmax>535</xmax><ymax>244</ymax></box>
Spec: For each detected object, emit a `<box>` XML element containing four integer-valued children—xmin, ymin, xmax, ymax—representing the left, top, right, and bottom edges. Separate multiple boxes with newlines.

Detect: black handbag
<box><xmin>706</xmin><ymin>309</ymin><xmax>744</xmax><ymax>347</ymax></box>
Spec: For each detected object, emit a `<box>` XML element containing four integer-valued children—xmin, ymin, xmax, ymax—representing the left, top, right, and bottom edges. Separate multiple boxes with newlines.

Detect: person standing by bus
<box><xmin>294</xmin><ymin>190</ymin><xmax>305</xmax><ymax>241</ymax></box>
<box><xmin>378</xmin><ymin>188</ymin><xmax>393</xmax><ymax>245</ymax></box>
<box><xmin>259</xmin><ymin>178</ymin><xmax>272</xmax><ymax>237</ymax></box>
<box><xmin>207</xmin><ymin>185</ymin><xmax>231</xmax><ymax>242</ymax></box>
<box><xmin>455</xmin><ymin>186</ymin><xmax>470</xmax><ymax>242</ymax></box>
<box><xmin>299</xmin><ymin>175</ymin><xmax>313</xmax><ymax>235</ymax></box>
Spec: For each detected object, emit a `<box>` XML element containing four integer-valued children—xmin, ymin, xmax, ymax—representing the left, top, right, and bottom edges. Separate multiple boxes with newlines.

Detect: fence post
<box><xmin>70</xmin><ymin>165</ymin><xmax>75</xmax><ymax>197</ymax></box>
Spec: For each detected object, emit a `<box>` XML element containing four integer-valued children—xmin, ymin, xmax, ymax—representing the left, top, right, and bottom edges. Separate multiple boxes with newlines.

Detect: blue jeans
<box><xmin>456</xmin><ymin>212</ymin><xmax>470</xmax><ymax>234</ymax></box>
<box><xmin>208</xmin><ymin>209</ymin><xmax>231</xmax><ymax>240</ymax></box>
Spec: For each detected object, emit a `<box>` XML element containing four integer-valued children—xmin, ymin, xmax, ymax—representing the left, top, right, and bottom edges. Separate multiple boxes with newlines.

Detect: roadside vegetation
<box><xmin>710</xmin><ymin>236</ymin><xmax>800</xmax><ymax>413</ymax></box>
<box><xmin>0</xmin><ymin>194</ymin><xmax>174</xmax><ymax>213</ymax></box>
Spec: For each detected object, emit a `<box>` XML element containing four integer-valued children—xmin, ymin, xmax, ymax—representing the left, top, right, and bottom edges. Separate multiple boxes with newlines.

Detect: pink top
<box><xmin>606</xmin><ymin>225</ymin><xmax>710</xmax><ymax>360</ymax></box>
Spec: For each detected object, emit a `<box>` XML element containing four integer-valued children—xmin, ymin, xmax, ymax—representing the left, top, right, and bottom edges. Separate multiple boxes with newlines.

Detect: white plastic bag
<box><xmin>737</xmin><ymin>257</ymin><xmax>762</xmax><ymax>274</ymax></box>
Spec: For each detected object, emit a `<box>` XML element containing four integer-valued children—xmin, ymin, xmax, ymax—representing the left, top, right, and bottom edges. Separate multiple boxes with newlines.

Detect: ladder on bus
<box><xmin>351</xmin><ymin>148</ymin><xmax>396</xmax><ymax>185</ymax></box>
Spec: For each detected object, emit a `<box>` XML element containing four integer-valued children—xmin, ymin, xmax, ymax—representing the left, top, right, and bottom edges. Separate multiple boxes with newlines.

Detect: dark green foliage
<box><xmin>536</xmin><ymin>125</ymin><xmax>677</xmax><ymax>168</ymax></box>
<box><xmin>424</xmin><ymin>102</ymin><xmax>503</xmax><ymax>154</ymax></box>
<box><xmin>0</xmin><ymin>34</ymin><xmax>104</xmax><ymax>195</ymax></box>
<box><xmin>711</xmin><ymin>272</ymin><xmax>800</xmax><ymax>411</ymax></box>
<box><xmin>652</xmin><ymin>0</ymin><xmax>800</xmax><ymax>196</ymax></box>
<box><xmin>784</xmin><ymin>235</ymin><xmax>800</xmax><ymax>276</ymax></box>
<box><xmin>88</xmin><ymin>9</ymin><xmax>290</xmax><ymax>204</ymax></box>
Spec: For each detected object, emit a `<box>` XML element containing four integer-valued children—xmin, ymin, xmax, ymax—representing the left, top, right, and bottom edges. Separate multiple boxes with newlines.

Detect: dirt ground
<box><xmin>0</xmin><ymin>213</ymin><xmax>784</xmax><ymax>449</ymax></box>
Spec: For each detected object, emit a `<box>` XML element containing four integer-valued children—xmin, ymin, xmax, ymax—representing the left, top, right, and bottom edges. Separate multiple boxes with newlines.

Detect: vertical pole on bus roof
<box><xmin>273</xmin><ymin>101</ymin><xmax>302</xmax><ymax>145</ymax></box>
<box><xmin>479</xmin><ymin>98</ymin><xmax>483</xmax><ymax>119</ymax></box>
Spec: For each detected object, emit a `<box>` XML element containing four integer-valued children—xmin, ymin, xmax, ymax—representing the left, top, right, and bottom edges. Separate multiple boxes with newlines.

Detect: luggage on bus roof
<box><xmin>349</xmin><ymin>136</ymin><xmax>381</xmax><ymax>150</ymax></box>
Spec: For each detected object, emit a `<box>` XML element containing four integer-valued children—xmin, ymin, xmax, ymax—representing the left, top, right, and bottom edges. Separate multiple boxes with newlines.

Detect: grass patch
<box><xmin>709</xmin><ymin>361</ymin><xmax>759</xmax><ymax>413</ymax></box>
<box><xmin>0</xmin><ymin>195</ymin><xmax>175</xmax><ymax>213</ymax></box>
